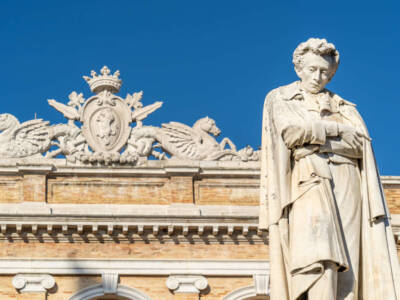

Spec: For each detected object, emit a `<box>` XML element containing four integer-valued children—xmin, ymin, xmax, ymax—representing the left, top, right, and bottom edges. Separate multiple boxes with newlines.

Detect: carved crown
<box><xmin>83</xmin><ymin>66</ymin><xmax>122</xmax><ymax>94</ymax></box>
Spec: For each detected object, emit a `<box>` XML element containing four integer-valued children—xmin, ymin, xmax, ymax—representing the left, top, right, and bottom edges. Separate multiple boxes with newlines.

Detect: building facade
<box><xmin>0</xmin><ymin>67</ymin><xmax>398</xmax><ymax>299</ymax></box>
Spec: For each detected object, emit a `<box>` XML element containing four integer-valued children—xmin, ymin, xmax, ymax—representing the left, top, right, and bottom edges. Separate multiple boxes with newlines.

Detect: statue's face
<box><xmin>296</xmin><ymin>52</ymin><xmax>334</xmax><ymax>94</ymax></box>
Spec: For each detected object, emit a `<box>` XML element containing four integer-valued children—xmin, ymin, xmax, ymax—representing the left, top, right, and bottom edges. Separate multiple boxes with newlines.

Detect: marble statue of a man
<box><xmin>259</xmin><ymin>38</ymin><xmax>400</xmax><ymax>300</ymax></box>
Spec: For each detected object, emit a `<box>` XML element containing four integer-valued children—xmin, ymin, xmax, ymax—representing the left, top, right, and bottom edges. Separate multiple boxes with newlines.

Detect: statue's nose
<box><xmin>312</xmin><ymin>71</ymin><xmax>322</xmax><ymax>83</ymax></box>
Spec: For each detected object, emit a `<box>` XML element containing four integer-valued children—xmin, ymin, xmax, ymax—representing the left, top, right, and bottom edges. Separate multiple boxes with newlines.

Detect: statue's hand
<box><xmin>338</xmin><ymin>124</ymin><xmax>365</xmax><ymax>152</ymax></box>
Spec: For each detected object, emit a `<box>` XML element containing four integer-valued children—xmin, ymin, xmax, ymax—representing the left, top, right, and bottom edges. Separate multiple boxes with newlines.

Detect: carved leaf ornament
<box><xmin>0</xmin><ymin>66</ymin><xmax>259</xmax><ymax>165</ymax></box>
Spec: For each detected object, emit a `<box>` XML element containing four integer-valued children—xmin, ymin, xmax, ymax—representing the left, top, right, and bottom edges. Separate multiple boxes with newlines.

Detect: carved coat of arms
<box><xmin>80</xmin><ymin>69</ymin><xmax>132</xmax><ymax>153</ymax></box>
<box><xmin>0</xmin><ymin>66</ymin><xmax>259</xmax><ymax>165</ymax></box>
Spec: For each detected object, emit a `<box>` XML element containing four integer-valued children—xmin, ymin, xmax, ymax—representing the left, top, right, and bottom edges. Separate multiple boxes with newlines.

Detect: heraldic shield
<box><xmin>81</xmin><ymin>94</ymin><xmax>131</xmax><ymax>153</ymax></box>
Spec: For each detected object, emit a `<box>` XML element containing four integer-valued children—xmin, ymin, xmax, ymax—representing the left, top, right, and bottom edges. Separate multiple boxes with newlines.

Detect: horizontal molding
<box><xmin>0</xmin><ymin>204</ymin><xmax>264</xmax><ymax>243</ymax></box>
<box><xmin>0</xmin><ymin>203</ymin><xmax>397</xmax><ymax>225</ymax></box>
<box><xmin>381</xmin><ymin>176</ymin><xmax>400</xmax><ymax>186</ymax></box>
<box><xmin>0</xmin><ymin>259</ymin><xmax>270</xmax><ymax>276</ymax></box>
<box><xmin>0</xmin><ymin>223</ymin><xmax>265</xmax><ymax>244</ymax></box>
<box><xmin>0</xmin><ymin>160</ymin><xmax>260</xmax><ymax>177</ymax></box>
<box><xmin>0</xmin><ymin>161</ymin><xmax>397</xmax><ymax>180</ymax></box>
<box><xmin>0</xmin><ymin>204</ymin><xmax>397</xmax><ymax>244</ymax></box>
<box><xmin>0</xmin><ymin>203</ymin><xmax>259</xmax><ymax>217</ymax></box>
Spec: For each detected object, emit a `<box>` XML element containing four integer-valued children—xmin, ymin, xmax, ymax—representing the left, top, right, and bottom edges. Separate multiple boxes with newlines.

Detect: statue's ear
<box><xmin>327</xmin><ymin>68</ymin><xmax>336</xmax><ymax>82</ymax></box>
<box><xmin>294</xmin><ymin>66</ymin><xmax>302</xmax><ymax>80</ymax></box>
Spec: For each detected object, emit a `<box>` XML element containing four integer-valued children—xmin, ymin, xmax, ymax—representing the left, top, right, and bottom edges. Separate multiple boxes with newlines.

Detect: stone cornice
<box><xmin>0</xmin><ymin>259</ymin><xmax>270</xmax><ymax>276</ymax></box>
<box><xmin>0</xmin><ymin>203</ymin><xmax>264</xmax><ymax>244</ymax></box>
<box><xmin>0</xmin><ymin>203</ymin><xmax>259</xmax><ymax>217</ymax></box>
<box><xmin>0</xmin><ymin>203</ymin><xmax>398</xmax><ymax>245</ymax></box>
<box><xmin>0</xmin><ymin>222</ymin><xmax>265</xmax><ymax>244</ymax></box>
<box><xmin>0</xmin><ymin>162</ymin><xmax>397</xmax><ymax>181</ymax></box>
<box><xmin>381</xmin><ymin>175</ymin><xmax>400</xmax><ymax>186</ymax></box>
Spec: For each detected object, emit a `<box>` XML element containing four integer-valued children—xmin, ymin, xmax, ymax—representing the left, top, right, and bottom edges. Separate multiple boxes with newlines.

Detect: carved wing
<box><xmin>10</xmin><ymin>119</ymin><xmax>51</xmax><ymax>156</ymax></box>
<box><xmin>161</xmin><ymin>121</ymin><xmax>203</xmax><ymax>159</ymax></box>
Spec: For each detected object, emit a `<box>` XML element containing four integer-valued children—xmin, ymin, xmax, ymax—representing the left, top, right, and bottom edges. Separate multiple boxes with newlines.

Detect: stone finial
<box><xmin>166</xmin><ymin>275</ymin><xmax>208</xmax><ymax>294</ymax></box>
<box><xmin>12</xmin><ymin>274</ymin><xmax>55</xmax><ymax>293</ymax></box>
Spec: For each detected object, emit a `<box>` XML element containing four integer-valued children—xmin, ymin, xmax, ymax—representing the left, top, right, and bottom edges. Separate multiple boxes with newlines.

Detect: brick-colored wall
<box><xmin>202</xmin><ymin>277</ymin><xmax>254</xmax><ymax>299</ymax></box>
<box><xmin>0</xmin><ymin>174</ymin><xmax>261</xmax><ymax>205</ymax></box>
<box><xmin>47</xmin><ymin>176</ymin><xmax>170</xmax><ymax>204</ymax></box>
<box><xmin>48</xmin><ymin>276</ymin><xmax>102</xmax><ymax>300</ymax></box>
<box><xmin>194</xmin><ymin>178</ymin><xmax>259</xmax><ymax>206</ymax></box>
<box><xmin>0</xmin><ymin>243</ymin><xmax>269</xmax><ymax>260</ymax></box>
<box><xmin>1</xmin><ymin>173</ymin><xmax>399</xmax><ymax>213</ymax></box>
<box><xmin>385</xmin><ymin>187</ymin><xmax>400</xmax><ymax>214</ymax></box>
<box><xmin>0</xmin><ymin>276</ymin><xmax>15</xmax><ymax>299</ymax></box>
<box><xmin>0</xmin><ymin>176</ymin><xmax>21</xmax><ymax>203</ymax></box>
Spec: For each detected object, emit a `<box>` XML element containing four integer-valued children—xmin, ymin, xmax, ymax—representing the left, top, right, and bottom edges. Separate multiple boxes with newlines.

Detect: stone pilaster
<box><xmin>18</xmin><ymin>165</ymin><xmax>52</xmax><ymax>202</ymax></box>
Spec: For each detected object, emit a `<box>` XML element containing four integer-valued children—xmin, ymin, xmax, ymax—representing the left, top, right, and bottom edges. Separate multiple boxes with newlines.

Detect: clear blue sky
<box><xmin>0</xmin><ymin>1</ymin><xmax>399</xmax><ymax>174</ymax></box>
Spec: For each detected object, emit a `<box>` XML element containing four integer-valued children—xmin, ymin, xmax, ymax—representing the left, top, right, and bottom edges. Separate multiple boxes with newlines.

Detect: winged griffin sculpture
<box><xmin>0</xmin><ymin>66</ymin><xmax>259</xmax><ymax>164</ymax></box>
<box><xmin>127</xmin><ymin>117</ymin><xmax>259</xmax><ymax>161</ymax></box>
<box><xmin>0</xmin><ymin>113</ymin><xmax>70</xmax><ymax>158</ymax></box>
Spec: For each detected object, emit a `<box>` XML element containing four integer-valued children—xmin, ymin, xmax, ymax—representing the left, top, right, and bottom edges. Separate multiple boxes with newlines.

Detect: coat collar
<box><xmin>280</xmin><ymin>81</ymin><xmax>357</xmax><ymax>107</ymax></box>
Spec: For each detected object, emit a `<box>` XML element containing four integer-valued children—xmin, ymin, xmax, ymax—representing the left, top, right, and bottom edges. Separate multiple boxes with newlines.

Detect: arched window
<box><xmin>91</xmin><ymin>297</ymin><xmax>130</xmax><ymax>300</ymax></box>
<box><xmin>222</xmin><ymin>285</ymin><xmax>269</xmax><ymax>300</ymax></box>
<box><xmin>69</xmin><ymin>284</ymin><xmax>153</xmax><ymax>300</ymax></box>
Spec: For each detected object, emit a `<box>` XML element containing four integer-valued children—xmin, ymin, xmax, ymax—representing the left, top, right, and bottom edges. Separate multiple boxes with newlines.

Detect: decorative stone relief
<box><xmin>0</xmin><ymin>114</ymin><xmax>69</xmax><ymax>158</ymax></box>
<box><xmin>102</xmin><ymin>272</ymin><xmax>119</xmax><ymax>294</ymax></box>
<box><xmin>12</xmin><ymin>273</ymin><xmax>55</xmax><ymax>293</ymax></box>
<box><xmin>166</xmin><ymin>275</ymin><xmax>208</xmax><ymax>294</ymax></box>
<box><xmin>253</xmin><ymin>274</ymin><xmax>269</xmax><ymax>295</ymax></box>
<box><xmin>0</xmin><ymin>66</ymin><xmax>259</xmax><ymax>165</ymax></box>
<box><xmin>128</xmin><ymin>117</ymin><xmax>259</xmax><ymax>161</ymax></box>
<box><xmin>47</xmin><ymin>66</ymin><xmax>162</xmax><ymax>164</ymax></box>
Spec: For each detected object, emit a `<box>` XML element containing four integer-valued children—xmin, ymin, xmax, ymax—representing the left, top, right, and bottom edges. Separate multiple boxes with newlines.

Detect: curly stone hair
<box><xmin>293</xmin><ymin>38</ymin><xmax>340</xmax><ymax>78</ymax></box>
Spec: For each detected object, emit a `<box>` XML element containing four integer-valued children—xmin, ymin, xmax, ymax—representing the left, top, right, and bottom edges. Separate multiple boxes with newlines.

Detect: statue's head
<box><xmin>0</xmin><ymin>113</ymin><xmax>18</xmax><ymax>132</ymax></box>
<box><xmin>293</xmin><ymin>38</ymin><xmax>340</xmax><ymax>94</ymax></box>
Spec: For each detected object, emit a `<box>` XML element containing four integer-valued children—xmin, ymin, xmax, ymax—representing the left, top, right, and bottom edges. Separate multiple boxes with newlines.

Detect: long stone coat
<box><xmin>259</xmin><ymin>81</ymin><xmax>400</xmax><ymax>300</ymax></box>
